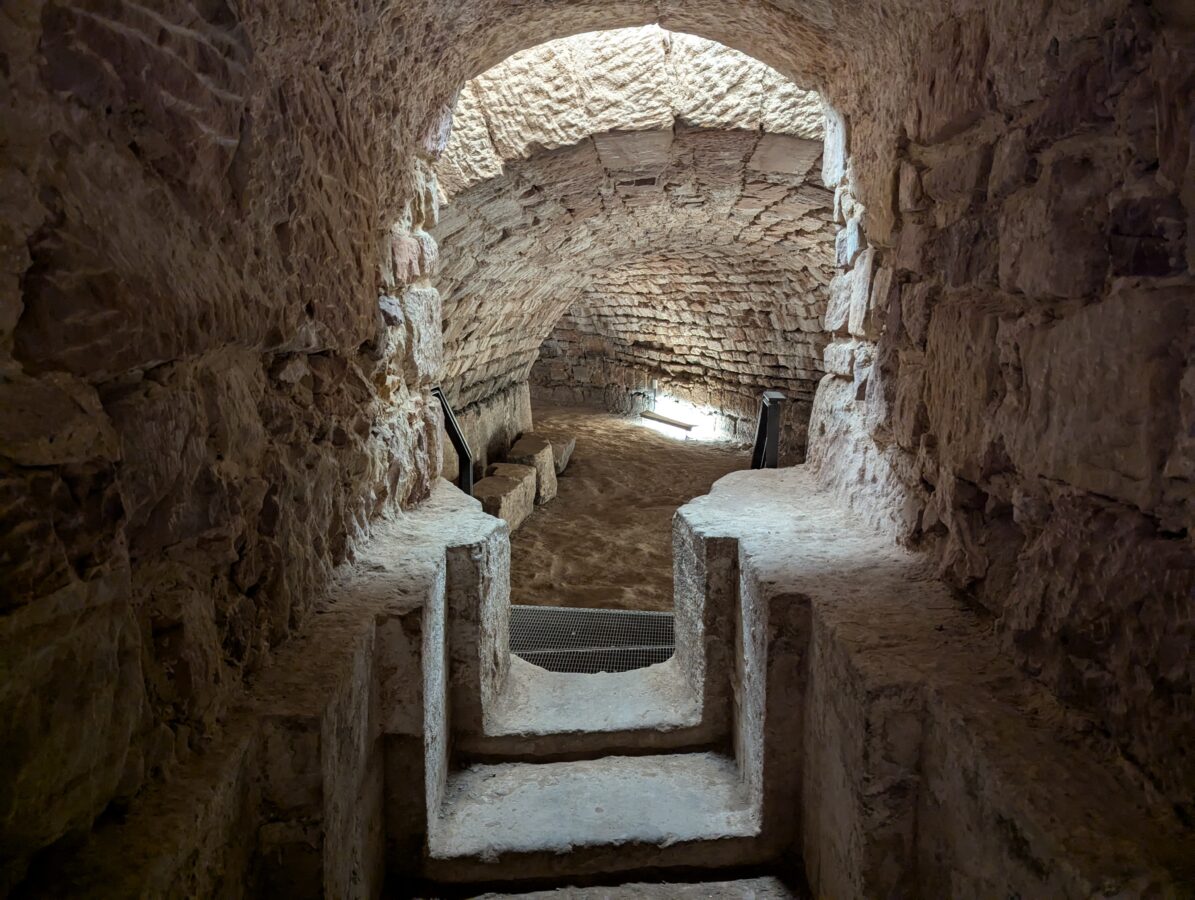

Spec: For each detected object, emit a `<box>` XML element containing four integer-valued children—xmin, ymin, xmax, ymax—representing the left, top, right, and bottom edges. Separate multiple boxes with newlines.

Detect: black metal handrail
<box><xmin>750</xmin><ymin>390</ymin><xmax>786</xmax><ymax>469</ymax></box>
<box><xmin>432</xmin><ymin>386</ymin><xmax>474</xmax><ymax>496</ymax></box>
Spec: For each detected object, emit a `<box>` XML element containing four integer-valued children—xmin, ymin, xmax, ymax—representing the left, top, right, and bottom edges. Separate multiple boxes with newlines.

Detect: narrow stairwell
<box><xmin>36</xmin><ymin>469</ymin><xmax>1193</xmax><ymax>898</ymax></box>
<box><xmin>391</xmin><ymin>476</ymin><xmax>799</xmax><ymax>891</ymax></box>
<box><xmin>395</xmin><ymin>466</ymin><xmax>1192</xmax><ymax>896</ymax></box>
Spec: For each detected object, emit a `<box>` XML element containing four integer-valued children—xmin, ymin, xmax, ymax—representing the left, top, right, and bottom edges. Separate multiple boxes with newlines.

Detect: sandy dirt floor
<box><xmin>510</xmin><ymin>405</ymin><xmax>750</xmax><ymax>611</ymax></box>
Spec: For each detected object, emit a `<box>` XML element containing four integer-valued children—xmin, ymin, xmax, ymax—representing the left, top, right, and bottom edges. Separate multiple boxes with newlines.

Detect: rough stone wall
<box><xmin>0</xmin><ymin>1</ymin><xmax>448</xmax><ymax>884</ymax></box>
<box><xmin>434</xmin><ymin>27</ymin><xmax>831</xmax><ymax>463</ymax></box>
<box><xmin>3</xmin><ymin>0</ymin><xmax>1194</xmax><ymax>884</ymax></box>
<box><xmin>440</xmin><ymin>383</ymin><xmax>534</xmax><ymax>484</ymax></box>
<box><xmin>806</xmin><ymin>2</ymin><xmax>1195</xmax><ymax>819</ymax></box>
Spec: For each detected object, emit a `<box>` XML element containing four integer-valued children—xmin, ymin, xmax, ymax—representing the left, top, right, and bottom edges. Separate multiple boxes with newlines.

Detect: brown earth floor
<box><xmin>511</xmin><ymin>404</ymin><xmax>749</xmax><ymax>611</ymax></box>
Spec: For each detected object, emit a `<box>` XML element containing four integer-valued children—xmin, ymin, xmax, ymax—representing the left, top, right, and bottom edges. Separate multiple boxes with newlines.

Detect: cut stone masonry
<box><xmin>434</xmin><ymin>28</ymin><xmax>833</xmax><ymax>466</ymax></box>
<box><xmin>32</xmin><ymin>469</ymin><xmax>1194</xmax><ymax>896</ymax></box>
<box><xmin>3</xmin><ymin>0</ymin><xmax>1194</xmax><ymax>893</ymax></box>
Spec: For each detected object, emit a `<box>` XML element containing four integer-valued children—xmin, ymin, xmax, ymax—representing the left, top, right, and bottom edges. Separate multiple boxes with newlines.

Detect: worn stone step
<box><xmin>458</xmin><ymin>655</ymin><xmax>714</xmax><ymax>761</ymax></box>
<box><xmin>678</xmin><ymin>466</ymin><xmax>1195</xmax><ymax>897</ymax></box>
<box><xmin>473</xmin><ymin>876</ymin><xmax>798</xmax><ymax>898</ymax></box>
<box><xmin>423</xmin><ymin>752</ymin><xmax>767</xmax><ymax>883</ymax></box>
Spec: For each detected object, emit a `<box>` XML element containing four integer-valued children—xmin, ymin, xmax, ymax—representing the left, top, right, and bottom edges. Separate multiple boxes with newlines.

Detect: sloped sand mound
<box><xmin>511</xmin><ymin>405</ymin><xmax>748</xmax><ymax>611</ymax></box>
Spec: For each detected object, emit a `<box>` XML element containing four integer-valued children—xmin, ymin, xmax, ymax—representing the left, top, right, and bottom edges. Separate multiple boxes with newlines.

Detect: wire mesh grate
<box><xmin>510</xmin><ymin>604</ymin><xmax>675</xmax><ymax>674</ymax></box>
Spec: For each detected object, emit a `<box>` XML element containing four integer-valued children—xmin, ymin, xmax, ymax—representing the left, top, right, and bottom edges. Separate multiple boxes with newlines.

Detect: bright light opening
<box><xmin>638</xmin><ymin>394</ymin><xmax>727</xmax><ymax>442</ymax></box>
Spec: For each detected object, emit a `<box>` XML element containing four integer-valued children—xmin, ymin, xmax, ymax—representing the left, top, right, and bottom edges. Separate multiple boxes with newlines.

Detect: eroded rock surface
<box><xmin>2</xmin><ymin>0</ymin><xmax>1193</xmax><ymax>888</ymax></box>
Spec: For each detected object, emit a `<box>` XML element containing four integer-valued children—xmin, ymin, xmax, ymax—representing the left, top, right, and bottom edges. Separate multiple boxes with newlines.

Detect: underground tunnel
<box><xmin>1</xmin><ymin>1</ymin><xmax>1194</xmax><ymax>898</ymax></box>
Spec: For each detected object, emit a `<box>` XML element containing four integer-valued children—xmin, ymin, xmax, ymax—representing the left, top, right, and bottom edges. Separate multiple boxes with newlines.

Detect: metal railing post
<box><xmin>750</xmin><ymin>390</ymin><xmax>786</xmax><ymax>470</ymax></box>
<box><xmin>432</xmin><ymin>386</ymin><xmax>474</xmax><ymax>496</ymax></box>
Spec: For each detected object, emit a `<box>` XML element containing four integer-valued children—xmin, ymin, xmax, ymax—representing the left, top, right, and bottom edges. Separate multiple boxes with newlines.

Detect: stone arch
<box><xmin>429</xmin><ymin>26</ymin><xmax>838</xmax><ymax>468</ymax></box>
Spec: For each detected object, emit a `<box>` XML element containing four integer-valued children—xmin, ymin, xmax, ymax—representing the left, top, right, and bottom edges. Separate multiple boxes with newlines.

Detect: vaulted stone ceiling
<box><xmin>436</xmin><ymin>125</ymin><xmax>833</xmax><ymax>406</ymax></box>
<box><xmin>432</xmin><ymin>28</ymin><xmax>833</xmax><ymax>441</ymax></box>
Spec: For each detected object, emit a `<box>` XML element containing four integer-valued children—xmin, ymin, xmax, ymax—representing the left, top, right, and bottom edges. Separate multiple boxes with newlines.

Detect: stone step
<box><xmin>423</xmin><ymin>752</ymin><xmax>767</xmax><ymax>883</ymax></box>
<box><xmin>458</xmin><ymin>655</ymin><xmax>716</xmax><ymax>761</ymax></box>
<box><xmin>472</xmin><ymin>876</ymin><xmax>798</xmax><ymax>898</ymax></box>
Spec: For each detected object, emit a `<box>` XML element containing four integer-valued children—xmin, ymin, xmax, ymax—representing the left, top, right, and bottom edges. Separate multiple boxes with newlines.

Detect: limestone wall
<box><xmin>806</xmin><ymin>2</ymin><xmax>1195</xmax><ymax>820</ymax></box>
<box><xmin>2</xmin><ymin>0</ymin><xmax>1194</xmax><ymax>885</ymax></box>
<box><xmin>0</xmin><ymin>2</ymin><xmax>448</xmax><ymax>885</ymax></box>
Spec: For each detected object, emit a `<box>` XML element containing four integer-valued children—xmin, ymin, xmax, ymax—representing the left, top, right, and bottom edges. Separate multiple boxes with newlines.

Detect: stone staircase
<box><xmin>36</xmin><ymin>469</ymin><xmax>1194</xmax><ymax>898</ymax></box>
<box><xmin>388</xmin><ymin>478</ymin><xmax>797</xmax><ymax>891</ymax></box>
<box><xmin>389</xmin><ymin>468</ymin><xmax>1193</xmax><ymax>896</ymax></box>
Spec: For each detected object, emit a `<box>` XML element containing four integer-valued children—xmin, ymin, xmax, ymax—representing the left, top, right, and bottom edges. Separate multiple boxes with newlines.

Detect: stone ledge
<box><xmin>475</xmin><ymin>463</ymin><xmax>537</xmax><ymax>531</ymax></box>
<box><xmin>678</xmin><ymin>467</ymin><xmax>1195</xmax><ymax>898</ymax></box>
<box><xmin>425</xmin><ymin>752</ymin><xmax>765</xmax><ymax>883</ymax></box>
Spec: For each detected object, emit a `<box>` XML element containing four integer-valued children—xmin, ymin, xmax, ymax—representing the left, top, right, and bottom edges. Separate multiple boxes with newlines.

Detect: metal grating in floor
<box><xmin>510</xmin><ymin>604</ymin><xmax>675</xmax><ymax>674</ymax></box>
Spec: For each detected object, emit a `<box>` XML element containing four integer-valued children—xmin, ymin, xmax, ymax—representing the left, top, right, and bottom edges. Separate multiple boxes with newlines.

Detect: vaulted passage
<box><xmin>2</xmin><ymin>2</ymin><xmax>1194</xmax><ymax>898</ymax></box>
<box><xmin>434</xmin><ymin>28</ymin><xmax>833</xmax><ymax>465</ymax></box>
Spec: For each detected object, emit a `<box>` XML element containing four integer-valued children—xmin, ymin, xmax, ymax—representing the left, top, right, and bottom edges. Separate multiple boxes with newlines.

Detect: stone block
<box><xmin>988</xmin><ymin>128</ymin><xmax>1031</xmax><ymax>200</ymax></box>
<box><xmin>824</xmin><ymin>272</ymin><xmax>853</xmax><ymax>334</ymax></box>
<box><xmin>894</xmin><ymin>222</ymin><xmax>932</xmax><ymax>274</ymax></box>
<box><xmin>748</xmin><ymin>134</ymin><xmax>821</xmax><ymax>177</ymax></box>
<box><xmin>0</xmin><ymin>578</ymin><xmax>147</xmax><ymax>871</ymax></box>
<box><xmin>924</xmin><ymin>299</ymin><xmax>1003</xmax><ymax>478</ymax></box>
<box><xmin>821</xmin><ymin>103</ymin><xmax>848</xmax><ymax>188</ymax></box>
<box><xmin>0</xmin><ymin>373</ymin><xmax>119</xmax><ymax>466</ymax></box>
<box><xmin>900</xmin><ymin>282</ymin><xmax>937</xmax><ymax>348</ymax></box>
<box><xmin>934</xmin><ymin>217</ymin><xmax>997</xmax><ymax>288</ymax></box>
<box><xmin>907</xmin><ymin>12</ymin><xmax>995</xmax><ymax>143</ymax></box>
<box><xmin>1002</xmin><ymin>491</ymin><xmax>1195</xmax><ymax>817</ymax></box>
<box><xmin>1002</xmin><ymin>285</ymin><xmax>1189</xmax><ymax>512</ymax></box>
<box><xmin>898</xmin><ymin>161</ymin><xmax>926</xmax><ymax>213</ymax></box>
<box><xmin>922</xmin><ymin>143</ymin><xmax>992</xmax><ymax>224</ymax></box>
<box><xmin>835</xmin><ymin>217</ymin><xmax>866</xmax><ymax>268</ymax></box>
<box><xmin>849</xmin><ymin>256</ymin><xmax>887</xmax><ymax>340</ymax></box>
<box><xmin>997</xmin><ymin>155</ymin><xmax>1111</xmax><ymax>299</ymax></box>
<box><xmin>892</xmin><ymin>355</ymin><xmax>929</xmax><ymax>452</ymax></box>
<box><xmin>551</xmin><ymin>437</ymin><xmax>576</xmax><ymax>475</ymax></box>
<box><xmin>507</xmin><ymin>434</ymin><xmax>558</xmax><ymax>504</ymax></box>
<box><xmin>593</xmin><ymin>130</ymin><xmax>673</xmax><ymax>173</ymax></box>
<box><xmin>823</xmin><ymin>340</ymin><xmax>858</xmax><ymax>378</ymax></box>
<box><xmin>475</xmin><ymin>464</ymin><xmax>536</xmax><ymax>531</ymax></box>
<box><xmin>401</xmin><ymin>286</ymin><xmax>444</xmax><ymax>384</ymax></box>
